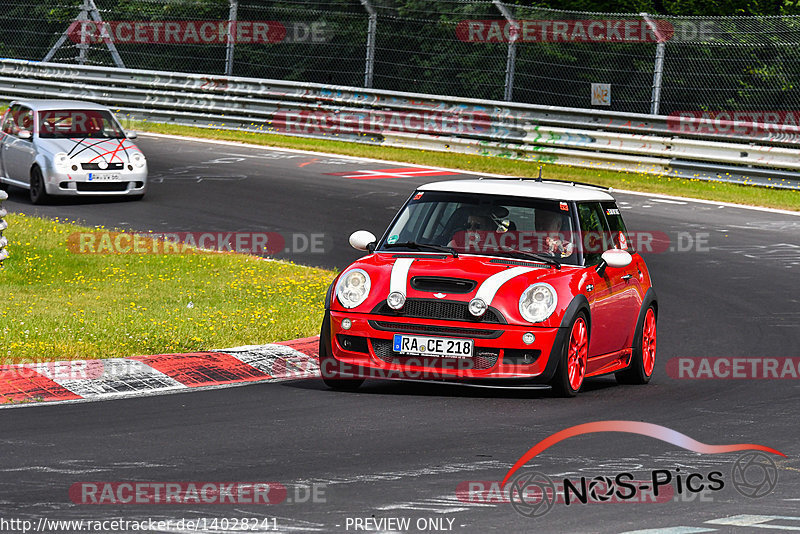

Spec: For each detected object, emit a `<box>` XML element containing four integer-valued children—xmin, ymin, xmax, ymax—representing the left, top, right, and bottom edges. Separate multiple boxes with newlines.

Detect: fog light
<box><xmin>522</xmin><ymin>332</ymin><xmax>535</xmax><ymax>345</ymax></box>
<box><xmin>468</xmin><ymin>298</ymin><xmax>487</xmax><ymax>317</ymax></box>
<box><xmin>387</xmin><ymin>291</ymin><xmax>406</xmax><ymax>310</ymax></box>
<box><xmin>341</xmin><ymin>318</ymin><xmax>352</xmax><ymax>330</ymax></box>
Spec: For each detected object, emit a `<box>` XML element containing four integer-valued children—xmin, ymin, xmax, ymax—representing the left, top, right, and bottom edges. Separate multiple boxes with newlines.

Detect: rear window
<box><xmin>38</xmin><ymin>109</ymin><xmax>125</xmax><ymax>139</ymax></box>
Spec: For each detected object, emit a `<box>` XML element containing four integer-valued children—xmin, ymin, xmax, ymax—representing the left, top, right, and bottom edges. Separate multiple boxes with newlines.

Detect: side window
<box><xmin>15</xmin><ymin>107</ymin><xmax>33</xmax><ymax>137</ymax></box>
<box><xmin>1</xmin><ymin>105</ymin><xmax>21</xmax><ymax>135</ymax></box>
<box><xmin>577</xmin><ymin>202</ymin><xmax>610</xmax><ymax>266</ymax></box>
<box><xmin>601</xmin><ymin>202</ymin><xmax>635</xmax><ymax>252</ymax></box>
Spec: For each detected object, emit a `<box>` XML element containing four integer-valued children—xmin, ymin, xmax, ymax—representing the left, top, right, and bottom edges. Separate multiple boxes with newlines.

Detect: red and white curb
<box><xmin>0</xmin><ymin>336</ymin><xmax>320</xmax><ymax>407</ymax></box>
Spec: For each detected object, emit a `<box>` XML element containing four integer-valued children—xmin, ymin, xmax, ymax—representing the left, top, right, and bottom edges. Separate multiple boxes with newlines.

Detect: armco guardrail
<box><xmin>0</xmin><ymin>59</ymin><xmax>798</xmax><ymax>189</ymax></box>
<box><xmin>0</xmin><ymin>189</ymin><xmax>8</xmax><ymax>265</ymax></box>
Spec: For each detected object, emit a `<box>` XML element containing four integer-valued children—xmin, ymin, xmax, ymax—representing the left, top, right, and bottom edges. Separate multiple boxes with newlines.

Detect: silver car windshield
<box><xmin>379</xmin><ymin>191</ymin><xmax>578</xmax><ymax>262</ymax></box>
<box><xmin>38</xmin><ymin>109</ymin><xmax>125</xmax><ymax>139</ymax></box>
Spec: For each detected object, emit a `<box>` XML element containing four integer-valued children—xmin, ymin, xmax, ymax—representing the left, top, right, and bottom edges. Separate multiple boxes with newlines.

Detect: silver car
<box><xmin>0</xmin><ymin>100</ymin><xmax>147</xmax><ymax>204</ymax></box>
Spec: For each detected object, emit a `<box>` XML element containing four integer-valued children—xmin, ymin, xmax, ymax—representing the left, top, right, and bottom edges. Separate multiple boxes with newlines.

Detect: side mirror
<box><xmin>596</xmin><ymin>249</ymin><xmax>632</xmax><ymax>276</ymax></box>
<box><xmin>126</xmin><ymin>131</ymin><xmax>138</xmax><ymax>139</ymax></box>
<box><xmin>18</xmin><ymin>130</ymin><xmax>32</xmax><ymax>140</ymax></box>
<box><xmin>349</xmin><ymin>230</ymin><xmax>377</xmax><ymax>252</ymax></box>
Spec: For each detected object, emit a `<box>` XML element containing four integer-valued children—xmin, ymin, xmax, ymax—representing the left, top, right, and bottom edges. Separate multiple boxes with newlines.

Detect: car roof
<box><xmin>9</xmin><ymin>99</ymin><xmax>112</xmax><ymax>112</ymax></box>
<box><xmin>418</xmin><ymin>178</ymin><xmax>616</xmax><ymax>202</ymax></box>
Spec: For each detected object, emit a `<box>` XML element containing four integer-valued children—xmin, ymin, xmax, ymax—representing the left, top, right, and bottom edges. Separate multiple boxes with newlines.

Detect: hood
<box><xmin>36</xmin><ymin>137</ymin><xmax>142</xmax><ymax>164</ymax></box>
<box><xmin>333</xmin><ymin>252</ymin><xmax>586</xmax><ymax>327</ymax></box>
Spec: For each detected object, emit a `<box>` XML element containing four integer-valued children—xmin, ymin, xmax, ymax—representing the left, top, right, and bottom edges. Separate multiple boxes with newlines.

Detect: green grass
<box><xmin>0</xmin><ymin>214</ymin><xmax>334</xmax><ymax>363</ymax></box>
<box><xmin>132</xmin><ymin>121</ymin><xmax>800</xmax><ymax>212</ymax></box>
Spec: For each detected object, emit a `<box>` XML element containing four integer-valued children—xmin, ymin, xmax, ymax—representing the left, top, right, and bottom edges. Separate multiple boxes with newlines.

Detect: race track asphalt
<box><xmin>1</xmin><ymin>134</ymin><xmax>798</xmax><ymax>533</ymax></box>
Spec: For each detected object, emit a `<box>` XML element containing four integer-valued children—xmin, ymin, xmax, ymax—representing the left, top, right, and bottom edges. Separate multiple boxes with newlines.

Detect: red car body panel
<box><xmin>327</xmin><ymin>251</ymin><xmax>652</xmax><ymax>381</ymax></box>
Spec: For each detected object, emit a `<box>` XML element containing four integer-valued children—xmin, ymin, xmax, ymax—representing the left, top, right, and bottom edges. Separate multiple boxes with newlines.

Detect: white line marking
<box><xmin>619</xmin><ymin>529</ymin><xmax>717</xmax><ymax>534</ymax></box>
<box><xmin>706</xmin><ymin>515</ymin><xmax>800</xmax><ymax>530</ymax></box>
<box><xmin>141</xmin><ymin>132</ymin><xmax>800</xmax><ymax>216</ymax></box>
<box><xmin>649</xmin><ymin>198</ymin><xmax>688</xmax><ymax>204</ymax></box>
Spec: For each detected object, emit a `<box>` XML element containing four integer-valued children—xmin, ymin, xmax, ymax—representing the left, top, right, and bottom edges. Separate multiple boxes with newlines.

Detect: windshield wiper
<box><xmin>384</xmin><ymin>241</ymin><xmax>458</xmax><ymax>258</ymax></box>
<box><xmin>499</xmin><ymin>247</ymin><xmax>561</xmax><ymax>269</ymax></box>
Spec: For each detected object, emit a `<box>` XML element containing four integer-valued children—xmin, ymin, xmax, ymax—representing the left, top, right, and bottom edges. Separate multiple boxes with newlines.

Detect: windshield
<box><xmin>38</xmin><ymin>109</ymin><xmax>125</xmax><ymax>139</ymax></box>
<box><xmin>379</xmin><ymin>191</ymin><xmax>578</xmax><ymax>263</ymax></box>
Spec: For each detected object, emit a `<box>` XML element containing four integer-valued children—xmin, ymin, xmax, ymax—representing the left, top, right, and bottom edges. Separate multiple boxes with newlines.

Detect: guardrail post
<box><xmin>225</xmin><ymin>0</ymin><xmax>239</xmax><ymax>76</ymax></box>
<box><xmin>0</xmin><ymin>190</ymin><xmax>8</xmax><ymax>266</ymax></box>
<box><xmin>494</xmin><ymin>1</ymin><xmax>518</xmax><ymax>102</ymax></box>
<box><xmin>360</xmin><ymin>0</ymin><xmax>377</xmax><ymax>88</ymax></box>
<box><xmin>642</xmin><ymin>13</ymin><xmax>666</xmax><ymax>115</ymax></box>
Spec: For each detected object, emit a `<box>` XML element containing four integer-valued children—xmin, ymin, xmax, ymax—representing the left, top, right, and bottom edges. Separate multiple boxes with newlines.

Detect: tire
<box><xmin>29</xmin><ymin>166</ymin><xmax>50</xmax><ymax>205</ymax></box>
<box><xmin>319</xmin><ymin>312</ymin><xmax>364</xmax><ymax>391</ymax></box>
<box><xmin>616</xmin><ymin>306</ymin><xmax>657</xmax><ymax>385</ymax></box>
<box><xmin>549</xmin><ymin>312</ymin><xmax>589</xmax><ymax>397</ymax></box>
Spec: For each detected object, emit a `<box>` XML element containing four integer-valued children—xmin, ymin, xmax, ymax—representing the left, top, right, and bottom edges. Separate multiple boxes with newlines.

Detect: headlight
<box><xmin>130</xmin><ymin>152</ymin><xmax>146</xmax><ymax>169</ymax></box>
<box><xmin>54</xmin><ymin>153</ymin><xmax>69</xmax><ymax>170</ymax></box>
<box><xmin>519</xmin><ymin>283</ymin><xmax>558</xmax><ymax>323</ymax></box>
<box><xmin>336</xmin><ymin>269</ymin><xmax>371</xmax><ymax>309</ymax></box>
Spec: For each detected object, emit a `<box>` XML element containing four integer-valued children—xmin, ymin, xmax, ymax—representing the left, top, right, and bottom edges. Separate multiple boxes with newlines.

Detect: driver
<box><xmin>535</xmin><ymin>210</ymin><xmax>574</xmax><ymax>257</ymax></box>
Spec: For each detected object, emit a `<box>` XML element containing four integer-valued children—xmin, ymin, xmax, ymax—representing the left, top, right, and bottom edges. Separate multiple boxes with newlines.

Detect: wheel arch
<box><xmin>537</xmin><ymin>294</ymin><xmax>591</xmax><ymax>383</ymax></box>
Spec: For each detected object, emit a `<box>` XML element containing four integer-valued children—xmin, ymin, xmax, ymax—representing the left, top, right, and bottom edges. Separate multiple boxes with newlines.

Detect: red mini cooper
<box><xmin>320</xmin><ymin>178</ymin><xmax>657</xmax><ymax>396</ymax></box>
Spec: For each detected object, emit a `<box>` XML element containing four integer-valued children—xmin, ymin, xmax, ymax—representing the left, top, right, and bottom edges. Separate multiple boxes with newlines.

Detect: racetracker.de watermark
<box><xmin>668</xmin><ymin>111</ymin><xmax>800</xmax><ymax>137</ymax></box>
<box><xmin>67</xmin><ymin>20</ymin><xmax>327</xmax><ymax>44</ymax></box>
<box><xmin>69</xmin><ymin>481</ymin><xmax>326</xmax><ymax>505</ymax></box>
<box><xmin>67</xmin><ymin>231</ymin><xmax>326</xmax><ymax>256</ymax></box>
<box><xmin>667</xmin><ymin>357</ymin><xmax>800</xmax><ymax>379</ymax></box>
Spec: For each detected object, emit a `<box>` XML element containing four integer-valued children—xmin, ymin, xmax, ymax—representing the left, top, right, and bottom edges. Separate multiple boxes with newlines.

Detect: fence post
<box><xmin>225</xmin><ymin>0</ymin><xmax>239</xmax><ymax>76</ymax></box>
<box><xmin>0</xmin><ymin>190</ymin><xmax>8</xmax><ymax>266</ymax></box>
<box><xmin>360</xmin><ymin>0</ymin><xmax>377</xmax><ymax>88</ymax></box>
<box><xmin>77</xmin><ymin>0</ymin><xmax>91</xmax><ymax>65</ymax></box>
<box><xmin>44</xmin><ymin>0</ymin><xmax>125</xmax><ymax>67</ymax></box>
<box><xmin>642</xmin><ymin>13</ymin><xmax>666</xmax><ymax>115</ymax></box>
<box><xmin>494</xmin><ymin>1</ymin><xmax>518</xmax><ymax>102</ymax></box>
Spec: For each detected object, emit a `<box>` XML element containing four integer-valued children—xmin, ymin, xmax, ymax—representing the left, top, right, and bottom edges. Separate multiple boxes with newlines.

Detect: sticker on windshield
<box><xmin>559</xmin><ymin>202</ymin><xmax>569</xmax><ymax>211</ymax></box>
<box><xmin>606</xmin><ymin>208</ymin><xmax>620</xmax><ymax>216</ymax></box>
<box><xmin>413</xmin><ymin>192</ymin><xmax>423</xmax><ymax>200</ymax></box>
<box><xmin>387</xmin><ymin>235</ymin><xmax>399</xmax><ymax>244</ymax></box>
<box><xmin>618</xmin><ymin>231</ymin><xmax>628</xmax><ymax>250</ymax></box>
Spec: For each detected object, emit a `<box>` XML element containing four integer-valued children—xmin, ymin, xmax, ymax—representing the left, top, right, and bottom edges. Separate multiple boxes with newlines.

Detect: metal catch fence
<box><xmin>1</xmin><ymin>1</ymin><xmax>800</xmax><ymax>116</ymax></box>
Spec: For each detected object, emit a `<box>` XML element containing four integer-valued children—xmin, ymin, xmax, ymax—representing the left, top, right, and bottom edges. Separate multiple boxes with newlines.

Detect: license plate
<box><xmin>88</xmin><ymin>173</ymin><xmax>121</xmax><ymax>181</ymax></box>
<box><xmin>392</xmin><ymin>334</ymin><xmax>473</xmax><ymax>358</ymax></box>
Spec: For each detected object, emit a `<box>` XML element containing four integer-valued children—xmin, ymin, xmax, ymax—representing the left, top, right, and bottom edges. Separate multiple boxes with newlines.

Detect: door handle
<box><xmin>621</xmin><ymin>274</ymin><xmax>633</xmax><ymax>281</ymax></box>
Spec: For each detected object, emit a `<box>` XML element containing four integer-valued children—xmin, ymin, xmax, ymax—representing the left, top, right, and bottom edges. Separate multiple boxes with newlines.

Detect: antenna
<box><xmin>536</xmin><ymin>166</ymin><xmax>543</xmax><ymax>182</ymax></box>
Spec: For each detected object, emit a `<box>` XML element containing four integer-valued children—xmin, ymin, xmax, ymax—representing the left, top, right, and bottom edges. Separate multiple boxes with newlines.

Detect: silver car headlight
<box><xmin>54</xmin><ymin>153</ymin><xmax>70</xmax><ymax>170</ymax></box>
<box><xmin>519</xmin><ymin>283</ymin><xmax>558</xmax><ymax>323</ymax></box>
<box><xmin>130</xmin><ymin>152</ymin><xmax>146</xmax><ymax>169</ymax></box>
<box><xmin>336</xmin><ymin>269</ymin><xmax>371</xmax><ymax>309</ymax></box>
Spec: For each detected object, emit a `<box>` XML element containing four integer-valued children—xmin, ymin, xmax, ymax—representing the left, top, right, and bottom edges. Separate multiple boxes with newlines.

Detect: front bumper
<box><xmin>328</xmin><ymin>310</ymin><xmax>562</xmax><ymax>381</ymax></box>
<box><xmin>45</xmin><ymin>167</ymin><xmax>148</xmax><ymax>196</ymax></box>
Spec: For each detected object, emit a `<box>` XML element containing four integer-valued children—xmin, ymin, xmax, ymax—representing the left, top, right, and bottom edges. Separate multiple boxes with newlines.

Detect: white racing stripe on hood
<box><xmin>390</xmin><ymin>258</ymin><xmax>415</xmax><ymax>297</ymax></box>
<box><xmin>475</xmin><ymin>267</ymin><xmax>536</xmax><ymax>306</ymax></box>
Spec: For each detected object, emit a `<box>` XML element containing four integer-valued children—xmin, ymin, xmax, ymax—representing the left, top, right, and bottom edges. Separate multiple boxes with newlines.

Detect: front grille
<box><xmin>372</xmin><ymin>299</ymin><xmax>505</xmax><ymax>324</ymax></box>
<box><xmin>369</xmin><ymin>321</ymin><xmax>502</xmax><ymax>339</ymax></box>
<box><xmin>371</xmin><ymin>339</ymin><xmax>499</xmax><ymax>370</ymax></box>
<box><xmin>410</xmin><ymin>276</ymin><xmax>477</xmax><ymax>294</ymax></box>
<box><xmin>76</xmin><ymin>182</ymin><xmax>129</xmax><ymax>192</ymax></box>
<box><xmin>82</xmin><ymin>162</ymin><xmax>124</xmax><ymax>170</ymax></box>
